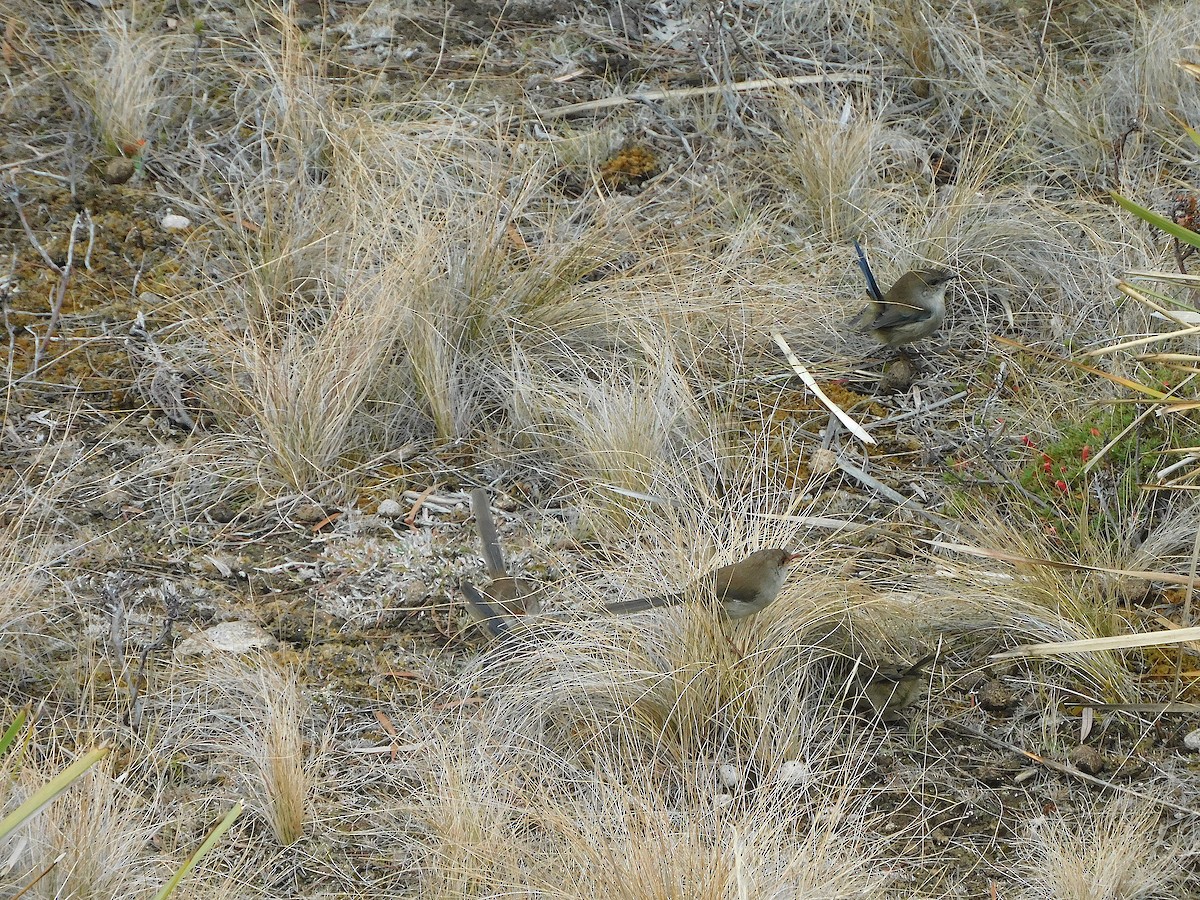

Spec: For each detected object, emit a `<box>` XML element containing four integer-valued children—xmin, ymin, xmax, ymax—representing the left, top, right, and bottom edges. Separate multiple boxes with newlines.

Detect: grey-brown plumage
<box><xmin>459</xmin><ymin>488</ymin><xmax>542</xmax><ymax>638</ymax></box>
<box><xmin>603</xmin><ymin>548</ymin><xmax>800</xmax><ymax>620</ymax></box>
<box><xmin>853</xmin><ymin>653</ymin><xmax>937</xmax><ymax>722</ymax></box>
<box><xmin>473</xmin><ymin>487</ymin><xmax>508</xmax><ymax>582</ymax></box>
<box><xmin>459</xmin><ymin>579</ymin><xmax>516</xmax><ymax>639</ymax></box>
<box><xmin>856</xmin><ymin>269</ymin><xmax>954</xmax><ymax>347</ymax></box>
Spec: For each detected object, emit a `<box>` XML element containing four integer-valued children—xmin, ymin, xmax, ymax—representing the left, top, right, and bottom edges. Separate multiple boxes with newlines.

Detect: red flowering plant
<box><xmin>1015</xmin><ymin>407</ymin><xmax>1145</xmax><ymax>542</ymax></box>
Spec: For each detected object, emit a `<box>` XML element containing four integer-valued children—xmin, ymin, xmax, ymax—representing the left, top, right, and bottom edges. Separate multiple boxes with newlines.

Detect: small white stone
<box><xmin>161</xmin><ymin>213</ymin><xmax>191</xmax><ymax>231</ymax></box>
<box><xmin>713</xmin><ymin>792</ymin><xmax>734</xmax><ymax>810</ymax></box>
<box><xmin>775</xmin><ymin>760</ymin><xmax>811</xmax><ymax>786</ymax></box>
<box><xmin>200</xmin><ymin>553</ymin><xmax>235</xmax><ymax>578</ymax></box>
<box><xmin>1184</xmin><ymin>728</ymin><xmax>1200</xmax><ymax>751</ymax></box>
<box><xmin>810</xmin><ymin>447</ymin><xmax>838</xmax><ymax>474</ymax></box>
<box><xmin>175</xmin><ymin>621</ymin><xmax>277</xmax><ymax>657</ymax></box>
<box><xmin>717</xmin><ymin>763</ymin><xmax>743</xmax><ymax>789</ymax></box>
<box><xmin>377</xmin><ymin>498</ymin><xmax>404</xmax><ymax>518</ymax></box>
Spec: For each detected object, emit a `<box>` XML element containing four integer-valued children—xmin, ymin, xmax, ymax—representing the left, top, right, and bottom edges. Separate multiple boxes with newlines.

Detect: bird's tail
<box><xmin>603</xmin><ymin>592</ymin><xmax>685</xmax><ymax>615</ymax></box>
<box><xmin>470</xmin><ymin>488</ymin><xmax>508</xmax><ymax>579</ymax></box>
<box><xmin>901</xmin><ymin>652</ymin><xmax>938</xmax><ymax>676</ymax></box>
<box><xmin>853</xmin><ymin>239</ymin><xmax>884</xmax><ymax>302</ymax></box>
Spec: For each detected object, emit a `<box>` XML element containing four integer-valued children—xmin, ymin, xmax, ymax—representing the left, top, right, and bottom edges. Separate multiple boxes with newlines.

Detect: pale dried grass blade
<box><xmin>991</xmin><ymin>626</ymin><xmax>1200</xmax><ymax>660</ymax></box>
<box><xmin>541</xmin><ymin>73</ymin><xmax>870</xmax><ymax>118</ymax></box>
<box><xmin>1088</xmin><ymin>702</ymin><xmax>1200</xmax><ymax>713</ymax></box>
<box><xmin>928</xmin><ymin>539</ymin><xmax>1200</xmax><ymax>586</ymax></box>
<box><xmin>770</xmin><ymin>331</ymin><xmax>874</xmax><ymax>446</ymax></box>
<box><xmin>1083</xmin><ymin>323</ymin><xmax>1200</xmax><ymax>357</ymax></box>
<box><xmin>1124</xmin><ymin>269</ymin><xmax>1200</xmax><ymax>285</ymax></box>
<box><xmin>1116</xmin><ymin>279</ymin><xmax>1197</xmax><ymax>322</ymax></box>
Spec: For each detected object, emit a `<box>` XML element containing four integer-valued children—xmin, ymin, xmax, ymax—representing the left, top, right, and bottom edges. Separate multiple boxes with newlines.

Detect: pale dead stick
<box><xmin>941</xmin><ymin>720</ymin><xmax>1200</xmax><ymax>818</ymax></box>
<box><xmin>541</xmin><ymin>73</ymin><xmax>870</xmax><ymax>118</ymax></box>
<box><xmin>990</xmin><ymin>626</ymin><xmax>1200</xmax><ymax>661</ymax></box>
<box><xmin>770</xmin><ymin>331</ymin><xmax>875</xmax><ymax>446</ymax></box>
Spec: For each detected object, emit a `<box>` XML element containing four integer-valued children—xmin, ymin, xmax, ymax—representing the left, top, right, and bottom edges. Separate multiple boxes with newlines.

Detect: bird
<box><xmin>852</xmin><ymin>240</ymin><xmax>955</xmax><ymax>348</ymax></box>
<box><xmin>602</xmin><ymin>548</ymin><xmax>801</xmax><ymax>620</ymax></box>
<box><xmin>459</xmin><ymin>579</ymin><xmax>518</xmax><ymax>639</ymax></box>
<box><xmin>852</xmin><ymin>653</ymin><xmax>937</xmax><ymax>722</ymax></box>
<box><xmin>459</xmin><ymin>488</ymin><xmax>542</xmax><ymax>638</ymax></box>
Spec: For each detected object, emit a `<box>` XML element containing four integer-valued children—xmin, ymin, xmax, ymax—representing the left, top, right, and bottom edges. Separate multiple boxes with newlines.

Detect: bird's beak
<box><xmin>784</xmin><ymin>551</ymin><xmax>803</xmax><ymax>565</ymax></box>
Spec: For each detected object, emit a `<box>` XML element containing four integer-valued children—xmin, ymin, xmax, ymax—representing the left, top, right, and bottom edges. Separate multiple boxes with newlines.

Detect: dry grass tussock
<box><xmin>414</xmin><ymin>728</ymin><xmax>895</xmax><ymax>899</ymax></box>
<box><xmin>181</xmin><ymin>24</ymin><xmax>679</xmax><ymax>490</ymax></box>
<box><xmin>0</xmin><ymin>426</ymin><xmax>113</xmax><ymax>681</ymax></box>
<box><xmin>461</xmin><ymin>487</ymin><xmax>932</xmax><ymax>762</ymax></box>
<box><xmin>411</xmin><ymin>477</ymin><xmax>960</xmax><ymax>894</ymax></box>
<box><xmin>2</xmin><ymin>761</ymin><xmax>167</xmax><ymax>900</ymax></box>
<box><xmin>71</xmin><ymin>10</ymin><xmax>180</xmax><ymax>153</ymax></box>
<box><xmin>0</xmin><ymin>478</ymin><xmax>58</xmax><ymax>676</ymax></box>
<box><xmin>410</xmin><ymin>570</ymin><xmax>967</xmax><ymax>896</ymax></box>
<box><xmin>157</xmin><ymin>655</ymin><xmax>322</xmax><ymax>847</ymax></box>
<box><xmin>0</xmin><ymin>657</ymin><xmax>325</xmax><ymax>898</ymax></box>
<box><xmin>1018</xmin><ymin>797</ymin><xmax>1182</xmax><ymax>900</ymax></box>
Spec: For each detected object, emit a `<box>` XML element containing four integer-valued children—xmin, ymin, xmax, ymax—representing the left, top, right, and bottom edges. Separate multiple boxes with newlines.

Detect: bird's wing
<box><xmin>460</xmin><ymin>580</ymin><xmax>514</xmax><ymax>638</ymax></box>
<box><xmin>714</xmin><ymin>560</ymin><xmax>762</xmax><ymax>604</ymax></box>
<box><xmin>863</xmin><ymin>652</ymin><xmax>938</xmax><ymax>682</ymax></box>
<box><xmin>867</xmin><ymin>299</ymin><xmax>933</xmax><ymax>330</ymax></box>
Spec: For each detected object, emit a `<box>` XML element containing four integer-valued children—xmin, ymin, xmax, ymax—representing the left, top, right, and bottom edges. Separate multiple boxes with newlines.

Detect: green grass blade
<box><xmin>1182</xmin><ymin>122</ymin><xmax>1200</xmax><ymax>152</ymax></box>
<box><xmin>0</xmin><ymin>708</ymin><xmax>29</xmax><ymax>761</ymax></box>
<box><xmin>1111</xmin><ymin>192</ymin><xmax>1200</xmax><ymax>249</ymax></box>
<box><xmin>0</xmin><ymin>746</ymin><xmax>109</xmax><ymax>841</ymax></box>
<box><xmin>151</xmin><ymin>801</ymin><xmax>243</xmax><ymax>900</ymax></box>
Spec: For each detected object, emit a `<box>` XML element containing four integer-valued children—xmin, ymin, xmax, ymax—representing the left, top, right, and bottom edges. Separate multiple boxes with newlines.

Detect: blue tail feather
<box><xmin>853</xmin><ymin>239</ymin><xmax>883</xmax><ymax>301</ymax></box>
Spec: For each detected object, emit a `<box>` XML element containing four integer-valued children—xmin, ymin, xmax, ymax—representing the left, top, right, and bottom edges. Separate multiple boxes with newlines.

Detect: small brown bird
<box><xmin>603</xmin><ymin>548</ymin><xmax>801</xmax><ymax>620</ymax></box>
<box><xmin>855</xmin><ymin>270</ymin><xmax>954</xmax><ymax>347</ymax></box>
<box><xmin>459</xmin><ymin>488</ymin><xmax>542</xmax><ymax>638</ymax></box>
<box><xmin>853</xmin><ymin>653</ymin><xmax>937</xmax><ymax>722</ymax></box>
<box><xmin>853</xmin><ymin>241</ymin><xmax>955</xmax><ymax>347</ymax></box>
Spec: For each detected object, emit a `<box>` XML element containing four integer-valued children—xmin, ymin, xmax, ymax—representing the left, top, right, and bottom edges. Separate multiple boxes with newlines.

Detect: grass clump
<box><xmin>71</xmin><ymin>9</ymin><xmax>178</xmax><ymax>155</ymax></box>
<box><xmin>1018</xmin><ymin>798</ymin><xmax>1179</xmax><ymax>900</ymax></box>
